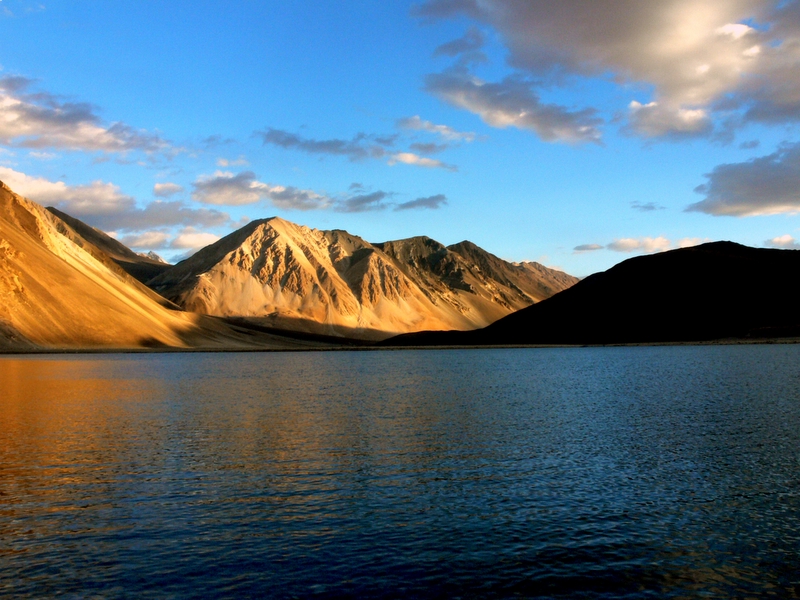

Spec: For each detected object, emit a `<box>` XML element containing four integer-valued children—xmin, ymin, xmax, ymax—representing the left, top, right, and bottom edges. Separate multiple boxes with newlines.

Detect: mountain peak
<box><xmin>148</xmin><ymin>217</ymin><xmax>577</xmax><ymax>339</ymax></box>
<box><xmin>138</xmin><ymin>251</ymin><xmax>166</xmax><ymax>263</ymax></box>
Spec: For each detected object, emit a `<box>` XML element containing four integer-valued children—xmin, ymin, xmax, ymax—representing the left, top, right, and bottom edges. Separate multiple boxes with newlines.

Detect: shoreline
<box><xmin>2</xmin><ymin>336</ymin><xmax>798</xmax><ymax>356</ymax></box>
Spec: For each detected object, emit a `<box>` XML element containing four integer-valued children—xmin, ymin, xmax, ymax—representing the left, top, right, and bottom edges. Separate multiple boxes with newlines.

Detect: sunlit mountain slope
<box><xmin>149</xmin><ymin>217</ymin><xmax>577</xmax><ymax>339</ymax></box>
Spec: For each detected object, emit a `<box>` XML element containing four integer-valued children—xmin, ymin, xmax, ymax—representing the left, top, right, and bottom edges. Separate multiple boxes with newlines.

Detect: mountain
<box><xmin>46</xmin><ymin>207</ymin><xmax>171</xmax><ymax>284</ymax></box>
<box><xmin>148</xmin><ymin>218</ymin><xmax>577</xmax><ymax>339</ymax></box>
<box><xmin>139</xmin><ymin>251</ymin><xmax>166</xmax><ymax>263</ymax></box>
<box><xmin>0</xmin><ymin>181</ymin><xmax>333</xmax><ymax>350</ymax></box>
<box><xmin>383</xmin><ymin>241</ymin><xmax>800</xmax><ymax>346</ymax></box>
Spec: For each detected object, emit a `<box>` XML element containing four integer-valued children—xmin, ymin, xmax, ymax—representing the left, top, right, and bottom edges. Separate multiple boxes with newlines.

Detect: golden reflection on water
<box><xmin>0</xmin><ymin>352</ymin><xmax>503</xmax><ymax>541</ymax></box>
<box><xmin>1</xmin><ymin>358</ymin><xmax>167</xmax><ymax>547</ymax></box>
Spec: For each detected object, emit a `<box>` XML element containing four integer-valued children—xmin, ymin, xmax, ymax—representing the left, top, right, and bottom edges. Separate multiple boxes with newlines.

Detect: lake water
<box><xmin>1</xmin><ymin>345</ymin><xmax>799</xmax><ymax>599</ymax></box>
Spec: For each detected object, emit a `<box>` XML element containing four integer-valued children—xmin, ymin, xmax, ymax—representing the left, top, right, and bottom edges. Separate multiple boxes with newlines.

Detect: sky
<box><xmin>1</xmin><ymin>0</ymin><xmax>799</xmax><ymax>276</ymax></box>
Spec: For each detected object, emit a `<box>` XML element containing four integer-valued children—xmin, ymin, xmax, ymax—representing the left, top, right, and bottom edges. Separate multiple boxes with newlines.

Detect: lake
<box><xmin>1</xmin><ymin>345</ymin><xmax>799</xmax><ymax>598</ymax></box>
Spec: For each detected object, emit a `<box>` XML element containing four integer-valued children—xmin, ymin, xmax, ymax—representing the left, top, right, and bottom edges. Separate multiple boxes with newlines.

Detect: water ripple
<box><xmin>1</xmin><ymin>345</ymin><xmax>799</xmax><ymax>598</ymax></box>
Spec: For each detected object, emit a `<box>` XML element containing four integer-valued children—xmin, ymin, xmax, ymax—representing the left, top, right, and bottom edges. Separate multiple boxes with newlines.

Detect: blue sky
<box><xmin>1</xmin><ymin>0</ymin><xmax>799</xmax><ymax>275</ymax></box>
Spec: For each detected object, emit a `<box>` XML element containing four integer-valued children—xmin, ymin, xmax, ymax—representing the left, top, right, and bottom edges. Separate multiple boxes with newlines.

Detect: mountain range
<box><xmin>2</xmin><ymin>178</ymin><xmax>797</xmax><ymax>351</ymax></box>
<box><xmin>0</xmin><ymin>180</ymin><xmax>575</xmax><ymax>349</ymax></box>
<box><xmin>147</xmin><ymin>217</ymin><xmax>576</xmax><ymax>340</ymax></box>
<box><xmin>0</xmin><ymin>181</ymin><xmax>342</xmax><ymax>350</ymax></box>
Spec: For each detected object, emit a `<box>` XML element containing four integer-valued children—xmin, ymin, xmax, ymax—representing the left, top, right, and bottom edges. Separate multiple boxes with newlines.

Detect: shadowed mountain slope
<box><xmin>148</xmin><ymin>218</ymin><xmax>577</xmax><ymax>340</ymax></box>
<box><xmin>449</xmin><ymin>240</ymin><xmax>577</xmax><ymax>300</ymax></box>
<box><xmin>0</xmin><ymin>181</ymin><xmax>334</xmax><ymax>351</ymax></box>
<box><xmin>383</xmin><ymin>242</ymin><xmax>800</xmax><ymax>346</ymax></box>
<box><xmin>46</xmin><ymin>206</ymin><xmax>171</xmax><ymax>284</ymax></box>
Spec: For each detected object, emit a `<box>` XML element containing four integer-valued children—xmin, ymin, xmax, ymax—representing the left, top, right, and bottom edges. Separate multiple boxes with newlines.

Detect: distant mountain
<box><xmin>0</xmin><ymin>181</ymin><xmax>333</xmax><ymax>350</ymax></box>
<box><xmin>383</xmin><ymin>241</ymin><xmax>800</xmax><ymax>346</ymax></box>
<box><xmin>46</xmin><ymin>207</ymin><xmax>171</xmax><ymax>284</ymax></box>
<box><xmin>148</xmin><ymin>217</ymin><xmax>576</xmax><ymax>339</ymax></box>
<box><xmin>138</xmin><ymin>250</ymin><xmax>166</xmax><ymax>263</ymax></box>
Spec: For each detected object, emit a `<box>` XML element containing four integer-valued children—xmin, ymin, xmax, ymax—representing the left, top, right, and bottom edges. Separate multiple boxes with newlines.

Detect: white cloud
<box><xmin>191</xmin><ymin>170</ymin><xmax>331</xmax><ymax>210</ymax></box>
<box><xmin>117</xmin><ymin>228</ymin><xmax>226</xmax><ymax>254</ymax></box>
<box><xmin>118</xmin><ymin>231</ymin><xmax>171</xmax><ymax>250</ymax></box>
<box><xmin>688</xmin><ymin>142</ymin><xmax>800</xmax><ymax>216</ymax></box>
<box><xmin>765</xmin><ymin>234</ymin><xmax>800</xmax><ymax>249</ymax></box>
<box><xmin>574</xmin><ymin>237</ymin><xmax>708</xmax><ymax>254</ymax></box>
<box><xmin>716</xmin><ymin>23</ymin><xmax>754</xmax><ymax>40</ymax></box>
<box><xmin>607</xmin><ymin>236</ymin><xmax>672</xmax><ymax>253</ymax></box>
<box><xmin>0</xmin><ymin>165</ymin><xmax>134</xmax><ymax>214</ymax></box>
<box><xmin>0</xmin><ymin>76</ymin><xmax>171</xmax><ymax>153</ymax></box>
<box><xmin>0</xmin><ymin>166</ymin><xmax>231</xmax><ymax>231</ymax></box>
<box><xmin>743</xmin><ymin>45</ymin><xmax>761</xmax><ymax>57</ymax></box>
<box><xmin>192</xmin><ymin>170</ymin><xmax>270</xmax><ymax>206</ymax></box>
<box><xmin>388</xmin><ymin>152</ymin><xmax>457</xmax><ymax>171</ymax></box>
<box><xmin>425</xmin><ymin>71</ymin><xmax>602</xmax><ymax>143</ymax></box>
<box><xmin>397</xmin><ymin>115</ymin><xmax>476</xmax><ymax>142</ymax></box>
<box><xmin>217</xmin><ymin>156</ymin><xmax>249</xmax><ymax>167</ymax></box>
<box><xmin>414</xmin><ymin>0</ymin><xmax>800</xmax><ymax>137</ymax></box>
<box><xmin>170</xmin><ymin>227</ymin><xmax>220</xmax><ymax>250</ymax></box>
<box><xmin>677</xmin><ymin>237</ymin><xmax>709</xmax><ymax>248</ymax></box>
<box><xmin>153</xmin><ymin>182</ymin><xmax>184</xmax><ymax>197</ymax></box>
<box><xmin>628</xmin><ymin>100</ymin><xmax>711</xmax><ymax>138</ymax></box>
<box><xmin>29</xmin><ymin>151</ymin><xmax>56</xmax><ymax>160</ymax></box>
<box><xmin>267</xmin><ymin>184</ymin><xmax>332</xmax><ymax>211</ymax></box>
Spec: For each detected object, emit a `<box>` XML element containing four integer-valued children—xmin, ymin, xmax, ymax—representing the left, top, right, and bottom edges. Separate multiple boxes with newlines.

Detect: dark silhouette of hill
<box><xmin>382</xmin><ymin>242</ymin><xmax>800</xmax><ymax>346</ymax></box>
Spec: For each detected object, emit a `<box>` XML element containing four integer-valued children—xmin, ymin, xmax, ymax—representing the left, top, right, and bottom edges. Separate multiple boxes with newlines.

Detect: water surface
<box><xmin>1</xmin><ymin>346</ymin><xmax>799</xmax><ymax>598</ymax></box>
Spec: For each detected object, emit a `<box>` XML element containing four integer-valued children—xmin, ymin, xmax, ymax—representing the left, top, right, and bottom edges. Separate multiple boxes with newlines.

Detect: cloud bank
<box><xmin>191</xmin><ymin>170</ymin><xmax>331</xmax><ymax>210</ymax></box>
<box><xmin>257</xmin><ymin>126</ymin><xmax>460</xmax><ymax>170</ymax></box>
<box><xmin>0</xmin><ymin>166</ymin><xmax>230</xmax><ymax>232</ymax></box>
<box><xmin>117</xmin><ymin>227</ymin><xmax>222</xmax><ymax>257</ymax></box>
<box><xmin>433</xmin><ymin>27</ymin><xmax>486</xmax><ymax>57</ymax></box>
<box><xmin>153</xmin><ymin>182</ymin><xmax>183</xmax><ymax>198</ymax></box>
<box><xmin>574</xmin><ymin>236</ymin><xmax>707</xmax><ymax>254</ymax></box>
<box><xmin>256</xmin><ymin>128</ymin><xmax>390</xmax><ymax>162</ymax></box>
<box><xmin>689</xmin><ymin>142</ymin><xmax>800</xmax><ymax>216</ymax></box>
<box><xmin>424</xmin><ymin>71</ymin><xmax>602</xmax><ymax>143</ymax></box>
<box><xmin>415</xmin><ymin>0</ymin><xmax>800</xmax><ymax>139</ymax></box>
<box><xmin>0</xmin><ymin>76</ymin><xmax>171</xmax><ymax>153</ymax></box>
<box><xmin>190</xmin><ymin>170</ymin><xmax>446</xmax><ymax>213</ymax></box>
<box><xmin>764</xmin><ymin>234</ymin><xmax>800</xmax><ymax>249</ymax></box>
<box><xmin>607</xmin><ymin>236</ymin><xmax>672</xmax><ymax>253</ymax></box>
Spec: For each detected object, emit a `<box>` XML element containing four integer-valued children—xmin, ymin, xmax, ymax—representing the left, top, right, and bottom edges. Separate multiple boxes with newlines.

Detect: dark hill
<box><xmin>382</xmin><ymin>241</ymin><xmax>800</xmax><ymax>346</ymax></box>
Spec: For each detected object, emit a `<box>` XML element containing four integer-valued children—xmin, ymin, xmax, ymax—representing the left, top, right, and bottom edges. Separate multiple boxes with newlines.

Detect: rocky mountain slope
<box><xmin>46</xmin><ymin>207</ymin><xmax>171</xmax><ymax>284</ymax></box>
<box><xmin>383</xmin><ymin>241</ymin><xmax>800</xmax><ymax>346</ymax></box>
<box><xmin>0</xmin><ymin>181</ymin><xmax>331</xmax><ymax>350</ymax></box>
<box><xmin>148</xmin><ymin>218</ymin><xmax>577</xmax><ymax>339</ymax></box>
